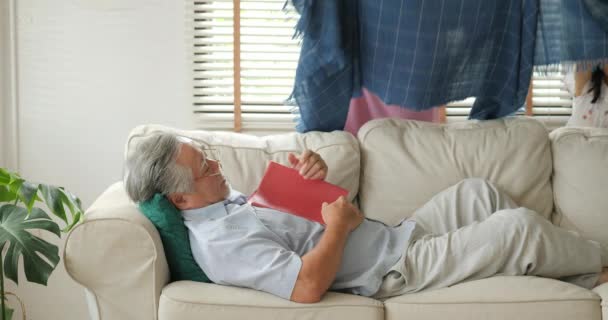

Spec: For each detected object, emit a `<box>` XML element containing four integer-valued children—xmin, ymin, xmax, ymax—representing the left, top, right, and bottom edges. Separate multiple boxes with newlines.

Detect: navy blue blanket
<box><xmin>288</xmin><ymin>0</ymin><xmax>608</xmax><ymax>132</ymax></box>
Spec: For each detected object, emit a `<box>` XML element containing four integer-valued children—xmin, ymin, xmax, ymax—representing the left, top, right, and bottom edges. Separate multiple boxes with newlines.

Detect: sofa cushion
<box><xmin>158</xmin><ymin>281</ymin><xmax>384</xmax><ymax>320</ymax></box>
<box><xmin>357</xmin><ymin>117</ymin><xmax>553</xmax><ymax>226</ymax></box>
<box><xmin>383</xmin><ymin>276</ymin><xmax>601</xmax><ymax>320</ymax></box>
<box><xmin>139</xmin><ymin>193</ymin><xmax>211</xmax><ymax>283</ymax></box>
<box><xmin>125</xmin><ymin>124</ymin><xmax>361</xmax><ymax>201</ymax></box>
<box><xmin>550</xmin><ymin>127</ymin><xmax>608</xmax><ymax>250</ymax></box>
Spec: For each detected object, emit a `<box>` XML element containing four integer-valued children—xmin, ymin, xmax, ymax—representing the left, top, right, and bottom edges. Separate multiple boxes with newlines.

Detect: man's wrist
<box><xmin>324</xmin><ymin>223</ymin><xmax>351</xmax><ymax>236</ymax></box>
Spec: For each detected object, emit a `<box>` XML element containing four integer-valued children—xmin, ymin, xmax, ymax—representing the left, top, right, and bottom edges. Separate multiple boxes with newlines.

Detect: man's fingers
<box><xmin>288</xmin><ymin>153</ymin><xmax>299</xmax><ymax>167</ymax></box>
<box><xmin>291</xmin><ymin>150</ymin><xmax>316</xmax><ymax>171</ymax></box>
<box><xmin>299</xmin><ymin>150</ymin><xmax>314</xmax><ymax>163</ymax></box>
<box><xmin>301</xmin><ymin>161</ymin><xmax>323</xmax><ymax>178</ymax></box>
<box><xmin>309</xmin><ymin>170</ymin><xmax>325</xmax><ymax>180</ymax></box>
<box><xmin>298</xmin><ymin>155</ymin><xmax>316</xmax><ymax>174</ymax></box>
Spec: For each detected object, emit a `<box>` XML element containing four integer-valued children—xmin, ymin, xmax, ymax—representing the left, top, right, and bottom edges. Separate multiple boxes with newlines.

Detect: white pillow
<box><xmin>551</xmin><ymin>127</ymin><xmax>608</xmax><ymax>248</ymax></box>
<box><xmin>125</xmin><ymin>125</ymin><xmax>361</xmax><ymax>200</ymax></box>
<box><xmin>358</xmin><ymin>117</ymin><xmax>553</xmax><ymax>226</ymax></box>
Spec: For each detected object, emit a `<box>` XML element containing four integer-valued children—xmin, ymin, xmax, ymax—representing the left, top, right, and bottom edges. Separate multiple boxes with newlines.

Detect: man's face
<box><xmin>169</xmin><ymin>142</ymin><xmax>231</xmax><ymax>210</ymax></box>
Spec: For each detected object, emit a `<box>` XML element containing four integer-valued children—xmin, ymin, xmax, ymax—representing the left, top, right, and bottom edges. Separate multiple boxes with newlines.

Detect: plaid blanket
<box><xmin>288</xmin><ymin>0</ymin><xmax>608</xmax><ymax>132</ymax></box>
<box><xmin>583</xmin><ymin>0</ymin><xmax>608</xmax><ymax>33</ymax></box>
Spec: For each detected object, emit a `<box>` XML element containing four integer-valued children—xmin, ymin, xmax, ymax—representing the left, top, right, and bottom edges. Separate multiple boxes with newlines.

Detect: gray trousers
<box><xmin>374</xmin><ymin>178</ymin><xmax>606</xmax><ymax>299</ymax></box>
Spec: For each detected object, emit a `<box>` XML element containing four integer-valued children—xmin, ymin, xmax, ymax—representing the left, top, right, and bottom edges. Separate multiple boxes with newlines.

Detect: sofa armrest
<box><xmin>64</xmin><ymin>182</ymin><xmax>170</xmax><ymax>320</ymax></box>
<box><xmin>593</xmin><ymin>283</ymin><xmax>608</xmax><ymax>320</ymax></box>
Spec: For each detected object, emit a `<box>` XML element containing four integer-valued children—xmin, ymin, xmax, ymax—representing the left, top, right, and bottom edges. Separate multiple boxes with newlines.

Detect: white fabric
<box><xmin>64</xmin><ymin>182</ymin><xmax>170</xmax><ymax>320</ymax></box>
<box><xmin>550</xmin><ymin>127</ymin><xmax>608</xmax><ymax>262</ymax></box>
<box><xmin>159</xmin><ymin>281</ymin><xmax>384</xmax><ymax>320</ymax></box>
<box><xmin>63</xmin><ymin>119</ymin><xmax>607</xmax><ymax>320</ymax></box>
<box><xmin>183</xmin><ymin>198</ymin><xmax>304</xmax><ymax>300</ymax></box>
<box><xmin>567</xmin><ymin>82</ymin><xmax>608</xmax><ymax>128</ymax></box>
<box><xmin>125</xmin><ymin>124</ymin><xmax>361</xmax><ymax>201</ymax></box>
<box><xmin>357</xmin><ymin>117</ymin><xmax>553</xmax><ymax>226</ymax></box>
<box><xmin>183</xmin><ymin>190</ymin><xmax>416</xmax><ymax>299</ymax></box>
<box><xmin>375</xmin><ymin>179</ymin><xmax>603</xmax><ymax>298</ymax></box>
<box><xmin>592</xmin><ymin>283</ymin><xmax>608</xmax><ymax>320</ymax></box>
<box><xmin>384</xmin><ymin>276</ymin><xmax>602</xmax><ymax>320</ymax></box>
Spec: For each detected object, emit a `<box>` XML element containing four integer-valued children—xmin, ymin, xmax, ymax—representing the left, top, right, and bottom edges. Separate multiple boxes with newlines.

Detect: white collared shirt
<box><xmin>182</xmin><ymin>189</ymin><xmax>416</xmax><ymax>300</ymax></box>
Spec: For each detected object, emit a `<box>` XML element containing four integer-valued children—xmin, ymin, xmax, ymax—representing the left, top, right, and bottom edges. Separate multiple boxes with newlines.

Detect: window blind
<box><xmin>192</xmin><ymin>0</ymin><xmax>300</xmax><ymax>134</ymax></box>
<box><xmin>192</xmin><ymin>1</ymin><xmax>573</xmax><ymax>133</ymax></box>
<box><xmin>529</xmin><ymin>71</ymin><xmax>573</xmax><ymax>130</ymax></box>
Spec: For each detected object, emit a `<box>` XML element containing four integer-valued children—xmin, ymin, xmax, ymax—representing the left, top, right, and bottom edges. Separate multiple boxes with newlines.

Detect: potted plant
<box><xmin>0</xmin><ymin>168</ymin><xmax>83</xmax><ymax>320</ymax></box>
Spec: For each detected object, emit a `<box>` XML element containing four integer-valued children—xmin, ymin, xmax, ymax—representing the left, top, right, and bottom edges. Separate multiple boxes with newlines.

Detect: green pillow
<box><xmin>139</xmin><ymin>194</ymin><xmax>211</xmax><ymax>283</ymax></box>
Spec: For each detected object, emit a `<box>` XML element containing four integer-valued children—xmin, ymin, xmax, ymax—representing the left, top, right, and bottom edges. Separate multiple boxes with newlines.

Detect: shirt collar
<box><xmin>182</xmin><ymin>201</ymin><xmax>227</xmax><ymax>221</ymax></box>
<box><xmin>181</xmin><ymin>188</ymin><xmax>247</xmax><ymax>221</ymax></box>
<box><xmin>225</xmin><ymin>189</ymin><xmax>247</xmax><ymax>205</ymax></box>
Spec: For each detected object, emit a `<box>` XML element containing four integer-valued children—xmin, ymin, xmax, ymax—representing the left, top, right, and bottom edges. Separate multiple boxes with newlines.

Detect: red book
<box><xmin>248</xmin><ymin>161</ymin><xmax>349</xmax><ymax>224</ymax></box>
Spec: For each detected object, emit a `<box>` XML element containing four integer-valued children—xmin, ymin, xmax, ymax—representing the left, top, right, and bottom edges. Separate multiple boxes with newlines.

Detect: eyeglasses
<box><xmin>175</xmin><ymin>136</ymin><xmax>223</xmax><ymax>179</ymax></box>
<box><xmin>199</xmin><ymin>147</ymin><xmax>223</xmax><ymax>178</ymax></box>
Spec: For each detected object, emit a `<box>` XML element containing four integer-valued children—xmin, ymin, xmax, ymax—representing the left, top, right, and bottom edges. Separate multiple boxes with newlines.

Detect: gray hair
<box><xmin>124</xmin><ymin>133</ymin><xmax>195</xmax><ymax>203</ymax></box>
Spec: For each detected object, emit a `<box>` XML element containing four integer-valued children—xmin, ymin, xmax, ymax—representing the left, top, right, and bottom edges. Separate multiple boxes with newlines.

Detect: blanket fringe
<box><xmin>283</xmin><ymin>0</ymin><xmax>315</xmax><ymax>132</ymax></box>
<box><xmin>534</xmin><ymin>58</ymin><xmax>608</xmax><ymax>74</ymax></box>
<box><xmin>285</xmin><ymin>94</ymin><xmax>305</xmax><ymax>132</ymax></box>
<box><xmin>283</xmin><ymin>0</ymin><xmax>312</xmax><ymax>40</ymax></box>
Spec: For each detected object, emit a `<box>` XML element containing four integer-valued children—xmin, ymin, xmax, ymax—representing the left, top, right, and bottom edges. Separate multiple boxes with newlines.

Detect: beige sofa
<box><xmin>64</xmin><ymin>117</ymin><xmax>608</xmax><ymax>320</ymax></box>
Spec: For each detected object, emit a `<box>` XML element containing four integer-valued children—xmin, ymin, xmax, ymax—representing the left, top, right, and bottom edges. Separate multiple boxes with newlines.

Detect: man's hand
<box><xmin>288</xmin><ymin>150</ymin><xmax>328</xmax><ymax>180</ymax></box>
<box><xmin>321</xmin><ymin>196</ymin><xmax>364</xmax><ymax>233</ymax></box>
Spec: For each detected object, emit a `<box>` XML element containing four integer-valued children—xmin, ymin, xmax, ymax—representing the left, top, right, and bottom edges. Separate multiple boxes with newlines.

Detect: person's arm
<box><xmin>290</xmin><ymin>196</ymin><xmax>364</xmax><ymax>303</ymax></box>
<box><xmin>290</xmin><ymin>224</ymin><xmax>349</xmax><ymax>303</ymax></box>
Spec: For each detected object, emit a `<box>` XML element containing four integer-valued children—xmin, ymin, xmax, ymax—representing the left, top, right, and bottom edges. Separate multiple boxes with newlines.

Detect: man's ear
<box><xmin>167</xmin><ymin>193</ymin><xmax>188</xmax><ymax>210</ymax></box>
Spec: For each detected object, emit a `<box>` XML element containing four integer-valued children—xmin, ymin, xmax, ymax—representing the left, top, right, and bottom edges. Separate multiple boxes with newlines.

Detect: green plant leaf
<box><xmin>59</xmin><ymin>188</ymin><xmax>80</xmax><ymax>213</ymax></box>
<box><xmin>6</xmin><ymin>171</ymin><xmax>21</xmax><ymax>186</ymax></box>
<box><xmin>2</xmin><ymin>305</ymin><xmax>14</xmax><ymax>320</ymax></box>
<box><xmin>0</xmin><ymin>169</ymin><xmax>83</xmax><ymax>232</ymax></box>
<box><xmin>1</xmin><ymin>292</ymin><xmax>14</xmax><ymax>320</ymax></box>
<box><xmin>0</xmin><ymin>186</ymin><xmax>16</xmax><ymax>203</ymax></box>
<box><xmin>6</xmin><ymin>179</ymin><xmax>23</xmax><ymax>197</ymax></box>
<box><xmin>62</xmin><ymin>211</ymin><xmax>82</xmax><ymax>233</ymax></box>
<box><xmin>0</xmin><ymin>204</ymin><xmax>60</xmax><ymax>286</ymax></box>
<box><xmin>18</xmin><ymin>182</ymin><xmax>39</xmax><ymax>214</ymax></box>
<box><xmin>0</xmin><ymin>168</ymin><xmax>22</xmax><ymax>204</ymax></box>
<box><xmin>0</xmin><ymin>168</ymin><xmax>10</xmax><ymax>185</ymax></box>
<box><xmin>39</xmin><ymin>185</ymin><xmax>68</xmax><ymax>225</ymax></box>
<box><xmin>57</xmin><ymin>188</ymin><xmax>83</xmax><ymax>232</ymax></box>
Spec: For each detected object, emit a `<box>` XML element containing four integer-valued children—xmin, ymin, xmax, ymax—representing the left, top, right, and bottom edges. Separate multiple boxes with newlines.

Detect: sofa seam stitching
<box><xmin>384</xmin><ymin>298</ymin><xmax>600</xmax><ymax>305</ymax></box>
<box><xmin>161</xmin><ymin>294</ymin><xmax>384</xmax><ymax>310</ymax></box>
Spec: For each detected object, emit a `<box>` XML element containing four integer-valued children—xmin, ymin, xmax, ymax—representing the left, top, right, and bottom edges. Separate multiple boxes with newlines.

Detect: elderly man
<box><xmin>124</xmin><ymin>132</ymin><xmax>608</xmax><ymax>303</ymax></box>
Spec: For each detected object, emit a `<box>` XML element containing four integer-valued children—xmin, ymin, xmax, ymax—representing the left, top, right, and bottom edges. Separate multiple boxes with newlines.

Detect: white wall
<box><xmin>5</xmin><ymin>0</ymin><xmax>194</xmax><ymax>319</ymax></box>
<box><xmin>17</xmin><ymin>0</ymin><xmax>194</xmax><ymax>205</ymax></box>
<box><xmin>0</xmin><ymin>2</ymin><xmax>4</xmax><ymax>168</ymax></box>
<box><xmin>1</xmin><ymin>0</ymin><xmax>10</xmax><ymax>169</ymax></box>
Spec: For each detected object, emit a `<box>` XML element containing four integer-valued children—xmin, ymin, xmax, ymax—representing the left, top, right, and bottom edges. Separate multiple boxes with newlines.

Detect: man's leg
<box><xmin>411</xmin><ymin>178</ymin><xmax>519</xmax><ymax>235</ymax></box>
<box><xmin>399</xmin><ymin>208</ymin><xmax>603</xmax><ymax>294</ymax></box>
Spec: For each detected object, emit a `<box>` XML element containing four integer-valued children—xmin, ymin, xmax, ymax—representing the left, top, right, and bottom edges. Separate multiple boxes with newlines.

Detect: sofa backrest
<box><xmin>125</xmin><ymin>124</ymin><xmax>361</xmax><ymax>201</ymax></box>
<box><xmin>550</xmin><ymin>127</ymin><xmax>608</xmax><ymax>249</ymax></box>
<box><xmin>357</xmin><ymin>117</ymin><xmax>554</xmax><ymax>226</ymax></box>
